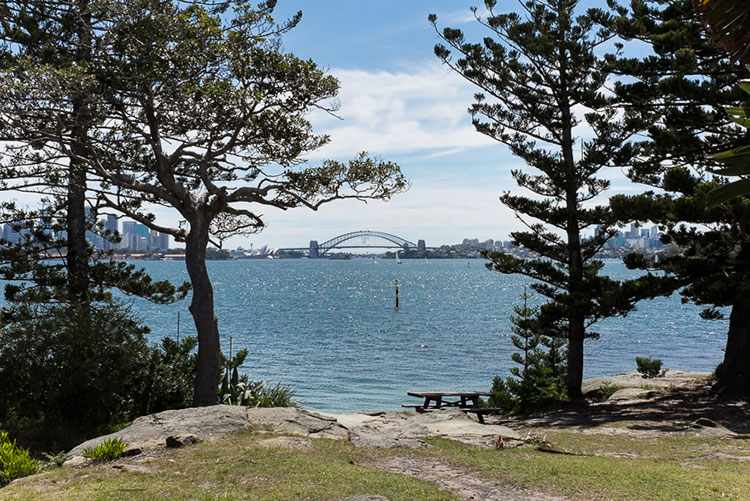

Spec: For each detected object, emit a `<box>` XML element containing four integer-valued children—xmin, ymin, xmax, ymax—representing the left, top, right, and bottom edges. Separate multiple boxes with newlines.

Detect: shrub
<box><xmin>218</xmin><ymin>347</ymin><xmax>299</xmax><ymax>408</ymax></box>
<box><xmin>598</xmin><ymin>381</ymin><xmax>621</xmax><ymax>400</ymax></box>
<box><xmin>0</xmin><ymin>301</ymin><xmax>154</xmax><ymax>450</ymax></box>
<box><xmin>636</xmin><ymin>357</ymin><xmax>663</xmax><ymax>379</ymax></box>
<box><xmin>0</xmin><ymin>301</ymin><xmax>197</xmax><ymax>452</ymax></box>
<box><xmin>488</xmin><ymin>288</ymin><xmax>567</xmax><ymax>415</ymax></box>
<box><xmin>0</xmin><ymin>432</ymin><xmax>39</xmax><ymax>486</ymax></box>
<box><xmin>81</xmin><ymin>437</ymin><xmax>127</xmax><ymax>462</ymax></box>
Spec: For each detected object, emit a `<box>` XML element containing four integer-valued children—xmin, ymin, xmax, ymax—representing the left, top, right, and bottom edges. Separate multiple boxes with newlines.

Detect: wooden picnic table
<box><xmin>403</xmin><ymin>391</ymin><xmax>496</xmax><ymax>424</ymax></box>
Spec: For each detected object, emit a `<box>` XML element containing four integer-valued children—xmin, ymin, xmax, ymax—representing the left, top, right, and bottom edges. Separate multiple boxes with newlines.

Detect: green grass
<box><xmin>425</xmin><ymin>431</ymin><xmax>750</xmax><ymax>500</ymax></box>
<box><xmin>3</xmin><ymin>427</ymin><xmax>750</xmax><ymax>500</ymax></box>
<box><xmin>1</xmin><ymin>434</ymin><xmax>454</xmax><ymax>500</ymax></box>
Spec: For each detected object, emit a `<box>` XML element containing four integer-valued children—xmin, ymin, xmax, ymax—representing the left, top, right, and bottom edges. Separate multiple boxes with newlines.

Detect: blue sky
<box><xmin>2</xmin><ymin>1</ymin><xmax>638</xmax><ymax>250</ymax></box>
<box><xmin>240</xmin><ymin>0</ymin><xmax>643</xmax><ymax>251</ymax></box>
<box><xmin>234</xmin><ymin>1</ymin><xmax>524</xmax><ymax>250</ymax></box>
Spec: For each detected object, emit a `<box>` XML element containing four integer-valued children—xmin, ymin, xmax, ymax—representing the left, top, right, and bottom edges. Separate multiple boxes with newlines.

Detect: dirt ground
<box><xmin>486</xmin><ymin>385</ymin><xmax>750</xmax><ymax>437</ymax></box>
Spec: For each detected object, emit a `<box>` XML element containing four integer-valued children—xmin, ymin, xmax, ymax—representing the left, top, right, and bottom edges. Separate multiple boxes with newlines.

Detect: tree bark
<box><xmin>557</xmin><ymin>26</ymin><xmax>585</xmax><ymax>399</ymax></box>
<box><xmin>185</xmin><ymin>220</ymin><xmax>221</xmax><ymax>406</ymax></box>
<box><xmin>714</xmin><ymin>242</ymin><xmax>750</xmax><ymax>396</ymax></box>
<box><xmin>67</xmin><ymin>0</ymin><xmax>91</xmax><ymax>307</ymax></box>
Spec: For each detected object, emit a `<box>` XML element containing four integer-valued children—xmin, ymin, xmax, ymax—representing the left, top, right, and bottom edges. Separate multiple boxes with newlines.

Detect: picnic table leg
<box><xmin>435</xmin><ymin>396</ymin><xmax>443</xmax><ymax>409</ymax></box>
<box><xmin>469</xmin><ymin>397</ymin><xmax>485</xmax><ymax>424</ymax></box>
<box><xmin>420</xmin><ymin>397</ymin><xmax>431</xmax><ymax>412</ymax></box>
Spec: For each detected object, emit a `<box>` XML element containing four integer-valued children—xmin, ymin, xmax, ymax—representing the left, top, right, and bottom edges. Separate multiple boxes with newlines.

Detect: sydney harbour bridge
<box><xmin>278</xmin><ymin>230</ymin><xmax>432</xmax><ymax>257</ymax></box>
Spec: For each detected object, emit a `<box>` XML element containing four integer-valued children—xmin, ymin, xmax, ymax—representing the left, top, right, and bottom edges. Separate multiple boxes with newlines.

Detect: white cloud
<box><xmin>307</xmin><ymin>63</ymin><xmax>496</xmax><ymax>160</ymax></box>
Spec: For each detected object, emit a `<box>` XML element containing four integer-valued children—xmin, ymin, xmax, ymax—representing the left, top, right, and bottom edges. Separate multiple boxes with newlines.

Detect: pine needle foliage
<box><xmin>606</xmin><ymin>0</ymin><xmax>750</xmax><ymax>396</ymax></box>
<box><xmin>431</xmin><ymin>0</ymin><xmax>647</xmax><ymax>398</ymax></box>
<box><xmin>489</xmin><ymin>288</ymin><xmax>567</xmax><ymax>415</ymax></box>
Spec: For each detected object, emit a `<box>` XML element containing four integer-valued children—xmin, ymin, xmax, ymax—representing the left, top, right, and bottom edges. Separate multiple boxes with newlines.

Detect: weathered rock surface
<box><xmin>65</xmin><ymin>405</ymin><xmax>347</xmax><ymax>464</ymax></box>
<box><xmin>67</xmin><ymin>405</ymin><xmax>251</xmax><ymax>461</ymax></box>
<box><xmin>326</xmin><ymin>409</ymin><xmax>522</xmax><ymax>449</ymax></box>
<box><xmin>581</xmin><ymin>370</ymin><xmax>711</xmax><ymax>399</ymax></box>
<box><xmin>65</xmin><ymin>405</ymin><xmax>520</xmax><ymax>465</ymax></box>
<box><xmin>246</xmin><ymin>407</ymin><xmax>348</xmax><ymax>440</ymax></box>
<box><xmin>254</xmin><ymin>436</ymin><xmax>313</xmax><ymax>450</ymax></box>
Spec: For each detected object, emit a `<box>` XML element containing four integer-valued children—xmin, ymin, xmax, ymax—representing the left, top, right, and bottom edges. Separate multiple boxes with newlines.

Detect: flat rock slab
<box><xmin>335</xmin><ymin>409</ymin><xmax>521</xmax><ymax>449</ymax></box>
<box><xmin>66</xmin><ymin>405</ymin><xmax>348</xmax><ymax>464</ymax></box>
<box><xmin>254</xmin><ymin>436</ymin><xmax>313</xmax><ymax>450</ymax></box>
<box><xmin>246</xmin><ymin>407</ymin><xmax>349</xmax><ymax>440</ymax></box>
<box><xmin>581</xmin><ymin>370</ymin><xmax>711</xmax><ymax>398</ymax></box>
<box><xmin>66</xmin><ymin>406</ymin><xmax>519</xmax><ymax>465</ymax></box>
<box><xmin>67</xmin><ymin>405</ymin><xmax>252</xmax><ymax>460</ymax></box>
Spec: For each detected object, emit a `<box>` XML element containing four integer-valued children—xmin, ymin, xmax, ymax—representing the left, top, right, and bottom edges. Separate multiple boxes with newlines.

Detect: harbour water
<box><xmin>127</xmin><ymin>258</ymin><xmax>727</xmax><ymax>413</ymax></box>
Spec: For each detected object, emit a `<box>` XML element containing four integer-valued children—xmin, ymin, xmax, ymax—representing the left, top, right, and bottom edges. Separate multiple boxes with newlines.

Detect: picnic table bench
<box><xmin>403</xmin><ymin>391</ymin><xmax>500</xmax><ymax>424</ymax></box>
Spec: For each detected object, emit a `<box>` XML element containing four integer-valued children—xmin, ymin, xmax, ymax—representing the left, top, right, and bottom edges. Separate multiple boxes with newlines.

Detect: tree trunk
<box><xmin>67</xmin><ymin>0</ymin><xmax>91</xmax><ymax>307</ymax></box>
<box><xmin>67</xmin><ymin>162</ymin><xmax>88</xmax><ymax>303</ymax></box>
<box><xmin>714</xmin><ymin>242</ymin><xmax>750</xmax><ymax>396</ymax></box>
<box><xmin>185</xmin><ymin>220</ymin><xmax>221</xmax><ymax>406</ymax></box>
<box><xmin>555</xmin><ymin>8</ymin><xmax>585</xmax><ymax>400</ymax></box>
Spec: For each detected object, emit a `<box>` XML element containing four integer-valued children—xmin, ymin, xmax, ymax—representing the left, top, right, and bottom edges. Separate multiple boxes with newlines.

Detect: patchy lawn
<box><xmin>3</xmin><ymin>425</ymin><xmax>750</xmax><ymax>500</ymax></box>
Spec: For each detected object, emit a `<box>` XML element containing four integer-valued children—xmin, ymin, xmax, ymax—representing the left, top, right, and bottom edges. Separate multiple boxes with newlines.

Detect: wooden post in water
<box><xmin>395</xmin><ymin>280</ymin><xmax>400</xmax><ymax>309</ymax></box>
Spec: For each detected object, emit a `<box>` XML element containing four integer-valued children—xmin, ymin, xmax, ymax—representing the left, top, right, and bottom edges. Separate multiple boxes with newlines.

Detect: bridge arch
<box><xmin>317</xmin><ymin>230</ymin><xmax>416</xmax><ymax>255</ymax></box>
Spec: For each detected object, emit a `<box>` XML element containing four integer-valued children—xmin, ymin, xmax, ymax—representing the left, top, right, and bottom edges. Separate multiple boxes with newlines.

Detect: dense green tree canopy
<box><xmin>608</xmin><ymin>0</ymin><xmax>750</xmax><ymax>395</ymax></box>
<box><xmin>1</xmin><ymin>0</ymin><xmax>406</xmax><ymax>406</ymax></box>
<box><xmin>430</xmin><ymin>0</ymin><xmax>652</xmax><ymax>398</ymax></box>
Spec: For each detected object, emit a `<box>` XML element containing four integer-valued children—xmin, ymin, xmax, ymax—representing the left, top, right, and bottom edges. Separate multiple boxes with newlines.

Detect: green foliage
<box><xmin>488</xmin><ymin>289</ymin><xmax>567</xmax><ymax>414</ymax></box>
<box><xmin>218</xmin><ymin>346</ymin><xmax>298</xmax><ymax>408</ymax></box>
<box><xmin>636</xmin><ymin>357</ymin><xmax>664</xmax><ymax>379</ymax></box>
<box><xmin>81</xmin><ymin>437</ymin><xmax>127</xmax><ymax>462</ymax></box>
<box><xmin>597</xmin><ymin>382</ymin><xmax>621</xmax><ymax>400</ymax></box>
<box><xmin>706</xmin><ymin>79</ymin><xmax>750</xmax><ymax>205</ymax></box>
<box><xmin>607</xmin><ymin>0</ymin><xmax>750</xmax><ymax>396</ymax></box>
<box><xmin>431</xmin><ymin>0</ymin><xmax>642</xmax><ymax>398</ymax></box>
<box><xmin>0</xmin><ymin>432</ymin><xmax>39</xmax><ymax>486</ymax></box>
<box><xmin>0</xmin><ymin>303</ymin><xmax>196</xmax><ymax>451</ymax></box>
<box><xmin>41</xmin><ymin>451</ymin><xmax>66</xmax><ymax>468</ymax></box>
<box><xmin>135</xmin><ymin>336</ymin><xmax>197</xmax><ymax>417</ymax></box>
<box><xmin>205</xmin><ymin>248</ymin><xmax>233</xmax><ymax>260</ymax></box>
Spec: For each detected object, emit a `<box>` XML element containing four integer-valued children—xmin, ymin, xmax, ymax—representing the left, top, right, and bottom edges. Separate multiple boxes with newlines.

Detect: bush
<box><xmin>0</xmin><ymin>432</ymin><xmax>39</xmax><ymax>486</ymax></box>
<box><xmin>488</xmin><ymin>288</ymin><xmax>567</xmax><ymax>415</ymax></box>
<box><xmin>597</xmin><ymin>381</ymin><xmax>621</xmax><ymax>400</ymax></box>
<box><xmin>636</xmin><ymin>357</ymin><xmax>663</xmax><ymax>379</ymax></box>
<box><xmin>218</xmin><ymin>347</ymin><xmax>298</xmax><ymax>408</ymax></box>
<box><xmin>134</xmin><ymin>336</ymin><xmax>197</xmax><ymax>416</ymax></box>
<box><xmin>81</xmin><ymin>437</ymin><xmax>127</xmax><ymax>462</ymax></box>
<box><xmin>0</xmin><ymin>302</ymin><xmax>196</xmax><ymax>452</ymax></box>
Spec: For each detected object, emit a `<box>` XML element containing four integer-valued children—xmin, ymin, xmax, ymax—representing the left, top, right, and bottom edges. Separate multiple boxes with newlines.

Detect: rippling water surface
<box><xmin>128</xmin><ymin>258</ymin><xmax>727</xmax><ymax>412</ymax></box>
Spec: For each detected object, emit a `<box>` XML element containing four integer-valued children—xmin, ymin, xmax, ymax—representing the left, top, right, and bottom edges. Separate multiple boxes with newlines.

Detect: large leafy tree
<box><xmin>0</xmin><ymin>0</ymin><xmax>189</xmax><ymax>443</ymax></box>
<box><xmin>430</xmin><ymin>0</ymin><xmax>645</xmax><ymax>398</ymax></box>
<box><xmin>3</xmin><ymin>0</ymin><xmax>406</xmax><ymax>406</ymax></box>
<box><xmin>608</xmin><ymin>0</ymin><xmax>750</xmax><ymax>395</ymax></box>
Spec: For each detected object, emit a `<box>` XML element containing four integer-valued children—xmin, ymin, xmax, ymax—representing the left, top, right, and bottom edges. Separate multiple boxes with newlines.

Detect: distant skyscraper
<box><xmin>2</xmin><ymin>223</ymin><xmax>21</xmax><ymax>244</ymax></box>
<box><xmin>122</xmin><ymin>221</ymin><xmax>136</xmax><ymax>235</ymax></box>
<box><xmin>134</xmin><ymin>224</ymin><xmax>150</xmax><ymax>250</ymax></box>
<box><xmin>159</xmin><ymin>232</ymin><xmax>169</xmax><ymax>251</ymax></box>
